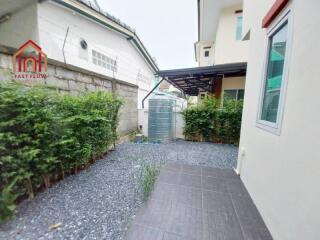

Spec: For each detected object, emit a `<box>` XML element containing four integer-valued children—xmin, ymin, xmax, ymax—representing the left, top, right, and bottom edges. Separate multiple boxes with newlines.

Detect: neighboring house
<box><xmin>195</xmin><ymin>0</ymin><xmax>248</xmax><ymax>103</ymax></box>
<box><xmin>237</xmin><ymin>0</ymin><xmax>320</xmax><ymax>239</ymax></box>
<box><xmin>157</xmin><ymin>0</ymin><xmax>247</xmax><ymax>105</ymax></box>
<box><xmin>0</xmin><ymin>0</ymin><xmax>158</xmax><ymax>112</ymax></box>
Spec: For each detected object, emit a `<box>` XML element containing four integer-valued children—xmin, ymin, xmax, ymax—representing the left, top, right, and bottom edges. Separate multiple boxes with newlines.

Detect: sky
<box><xmin>97</xmin><ymin>0</ymin><xmax>198</xmax><ymax>70</ymax></box>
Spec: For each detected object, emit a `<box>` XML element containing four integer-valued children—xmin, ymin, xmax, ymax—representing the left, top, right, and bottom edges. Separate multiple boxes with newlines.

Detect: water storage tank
<box><xmin>148</xmin><ymin>97</ymin><xmax>176</xmax><ymax>143</ymax></box>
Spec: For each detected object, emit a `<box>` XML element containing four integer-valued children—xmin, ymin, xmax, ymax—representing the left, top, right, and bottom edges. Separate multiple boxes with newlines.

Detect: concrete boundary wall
<box><xmin>0</xmin><ymin>46</ymin><xmax>138</xmax><ymax>136</ymax></box>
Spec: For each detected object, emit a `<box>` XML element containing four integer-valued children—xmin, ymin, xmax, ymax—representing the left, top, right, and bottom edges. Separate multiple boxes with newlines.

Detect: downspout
<box><xmin>142</xmin><ymin>77</ymin><xmax>165</xmax><ymax>109</ymax></box>
<box><xmin>62</xmin><ymin>26</ymin><xmax>69</xmax><ymax>64</ymax></box>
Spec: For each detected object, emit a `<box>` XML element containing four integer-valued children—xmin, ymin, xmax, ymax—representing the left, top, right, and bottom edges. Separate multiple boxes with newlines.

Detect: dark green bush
<box><xmin>0</xmin><ymin>83</ymin><xmax>122</xmax><ymax>222</ymax></box>
<box><xmin>182</xmin><ymin>96</ymin><xmax>243</xmax><ymax>144</ymax></box>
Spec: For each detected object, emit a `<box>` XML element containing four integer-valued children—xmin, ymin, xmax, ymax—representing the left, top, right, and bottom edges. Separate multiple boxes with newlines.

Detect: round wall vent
<box><xmin>80</xmin><ymin>39</ymin><xmax>88</xmax><ymax>50</ymax></box>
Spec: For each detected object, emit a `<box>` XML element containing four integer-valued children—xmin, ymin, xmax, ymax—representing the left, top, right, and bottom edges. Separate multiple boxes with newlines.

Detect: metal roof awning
<box><xmin>156</xmin><ymin>62</ymin><xmax>247</xmax><ymax>96</ymax></box>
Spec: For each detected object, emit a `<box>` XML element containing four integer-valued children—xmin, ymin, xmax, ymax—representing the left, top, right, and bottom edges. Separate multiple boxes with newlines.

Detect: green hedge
<box><xmin>0</xmin><ymin>83</ymin><xmax>122</xmax><ymax>222</ymax></box>
<box><xmin>182</xmin><ymin>96</ymin><xmax>243</xmax><ymax>144</ymax></box>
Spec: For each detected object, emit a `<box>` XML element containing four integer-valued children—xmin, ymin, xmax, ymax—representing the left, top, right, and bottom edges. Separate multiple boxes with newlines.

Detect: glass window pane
<box><xmin>261</xmin><ymin>22</ymin><xmax>288</xmax><ymax>123</ymax></box>
<box><xmin>224</xmin><ymin>90</ymin><xmax>237</xmax><ymax>101</ymax></box>
<box><xmin>236</xmin><ymin>15</ymin><xmax>243</xmax><ymax>40</ymax></box>
<box><xmin>237</xmin><ymin>89</ymin><xmax>245</xmax><ymax>100</ymax></box>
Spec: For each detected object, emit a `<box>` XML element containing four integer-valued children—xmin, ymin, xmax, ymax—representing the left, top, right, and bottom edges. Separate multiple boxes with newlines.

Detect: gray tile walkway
<box><xmin>126</xmin><ymin>163</ymin><xmax>273</xmax><ymax>240</ymax></box>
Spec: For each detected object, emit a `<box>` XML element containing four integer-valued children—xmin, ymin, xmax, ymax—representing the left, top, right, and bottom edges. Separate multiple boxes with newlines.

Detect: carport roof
<box><xmin>156</xmin><ymin>62</ymin><xmax>247</xmax><ymax>96</ymax></box>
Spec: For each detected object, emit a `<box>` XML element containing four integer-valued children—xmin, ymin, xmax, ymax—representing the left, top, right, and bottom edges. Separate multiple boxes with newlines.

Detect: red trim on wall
<box><xmin>262</xmin><ymin>0</ymin><xmax>289</xmax><ymax>28</ymax></box>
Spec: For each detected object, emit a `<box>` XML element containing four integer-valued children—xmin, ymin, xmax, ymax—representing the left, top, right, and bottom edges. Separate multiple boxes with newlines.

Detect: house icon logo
<box><xmin>12</xmin><ymin>40</ymin><xmax>48</xmax><ymax>79</ymax></box>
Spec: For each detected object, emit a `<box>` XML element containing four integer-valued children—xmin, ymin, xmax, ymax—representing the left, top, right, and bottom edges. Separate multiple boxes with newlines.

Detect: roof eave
<box><xmin>157</xmin><ymin>62</ymin><xmax>247</xmax><ymax>77</ymax></box>
<box><xmin>51</xmin><ymin>0</ymin><xmax>159</xmax><ymax>72</ymax></box>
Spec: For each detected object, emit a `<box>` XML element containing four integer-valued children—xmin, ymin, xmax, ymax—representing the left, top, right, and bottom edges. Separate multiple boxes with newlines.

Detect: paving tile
<box><xmin>202</xmin><ymin>176</ymin><xmax>228</xmax><ymax>193</ymax></box>
<box><xmin>181</xmin><ymin>164</ymin><xmax>202</xmax><ymax>176</ymax></box>
<box><xmin>202</xmin><ymin>167</ymin><xmax>225</xmax><ymax>179</ymax></box>
<box><xmin>163</xmin><ymin>232</ymin><xmax>183</xmax><ymax>240</ymax></box>
<box><xmin>222</xmin><ymin>168</ymin><xmax>239</xmax><ymax>179</ymax></box>
<box><xmin>242</xmin><ymin>226</ymin><xmax>273</xmax><ymax>240</ymax></box>
<box><xmin>203</xmin><ymin>209</ymin><xmax>243</xmax><ymax>240</ymax></box>
<box><xmin>231</xmin><ymin>195</ymin><xmax>266</xmax><ymax>229</ymax></box>
<box><xmin>150</xmin><ymin>182</ymin><xmax>177</xmax><ymax>202</ymax></box>
<box><xmin>179</xmin><ymin>173</ymin><xmax>202</xmax><ymax>188</ymax></box>
<box><xmin>134</xmin><ymin>199</ymin><xmax>171</xmax><ymax>229</ymax></box>
<box><xmin>127</xmin><ymin>164</ymin><xmax>272</xmax><ymax>240</ymax></box>
<box><xmin>165</xmin><ymin>203</ymin><xmax>203</xmax><ymax>239</ymax></box>
<box><xmin>163</xmin><ymin>232</ymin><xmax>198</xmax><ymax>240</ymax></box>
<box><xmin>174</xmin><ymin>185</ymin><xmax>202</xmax><ymax>209</ymax></box>
<box><xmin>202</xmin><ymin>190</ymin><xmax>233</xmax><ymax>212</ymax></box>
<box><xmin>126</xmin><ymin>224</ymin><xmax>163</xmax><ymax>240</ymax></box>
<box><xmin>226</xmin><ymin>178</ymin><xmax>250</xmax><ymax>197</ymax></box>
<box><xmin>158</xmin><ymin>170</ymin><xmax>180</xmax><ymax>185</ymax></box>
<box><xmin>162</xmin><ymin>163</ymin><xmax>182</xmax><ymax>172</ymax></box>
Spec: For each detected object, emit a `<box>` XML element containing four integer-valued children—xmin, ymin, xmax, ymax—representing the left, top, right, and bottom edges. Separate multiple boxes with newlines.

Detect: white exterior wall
<box><xmin>0</xmin><ymin>1</ymin><xmax>156</xmax><ymax>111</ymax></box>
<box><xmin>0</xmin><ymin>2</ymin><xmax>39</xmax><ymax>48</ymax></box>
<box><xmin>238</xmin><ymin>1</ymin><xmax>320</xmax><ymax>240</ymax></box>
<box><xmin>196</xmin><ymin>2</ymin><xmax>248</xmax><ymax>66</ymax></box>
<box><xmin>214</xmin><ymin>4</ymin><xmax>248</xmax><ymax>64</ymax></box>
<box><xmin>196</xmin><ymin>42</ymin><xmax>214</xmax><ymax>67</ymax></box>
<box><xmin>37</xmin><ymin>1</ymin><xmax>155</xmax><ymax>110</ymax></box>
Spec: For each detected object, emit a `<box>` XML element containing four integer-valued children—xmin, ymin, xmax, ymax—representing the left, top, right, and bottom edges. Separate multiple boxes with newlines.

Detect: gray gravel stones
<box><xmin>0</xmin><ymin>140</ymin><xmax>238</xmax><ymax>240</ymax></box>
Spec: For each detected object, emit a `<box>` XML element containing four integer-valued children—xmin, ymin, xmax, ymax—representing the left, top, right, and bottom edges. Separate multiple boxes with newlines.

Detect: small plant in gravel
<box><xmin>141</xmin><ymin>164</ymin><xmax>159</xmax><ymax>200</ymax></box>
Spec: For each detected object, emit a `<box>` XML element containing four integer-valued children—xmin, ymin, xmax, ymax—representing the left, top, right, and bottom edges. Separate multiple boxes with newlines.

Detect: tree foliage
<box><xmin>0</xmin><ymin>83</ymin><xmax>122</xmax><ymax>223</ymax></box>
<box><xmin>182</xmin><ymin>96</ymin><xmax>243</xmax><ymax>144</ymax></box>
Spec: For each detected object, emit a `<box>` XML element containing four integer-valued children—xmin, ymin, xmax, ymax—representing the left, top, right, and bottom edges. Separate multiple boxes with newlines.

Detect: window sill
<box><xmin>256</xmin><ymin>120</ymin><xmax>281</xmax><ymax>136</ymax></box>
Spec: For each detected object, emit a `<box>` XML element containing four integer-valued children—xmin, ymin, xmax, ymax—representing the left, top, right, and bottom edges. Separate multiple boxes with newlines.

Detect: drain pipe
<box><xmin>142</xmin><ymin>77</ymin><xmax>165</xmax><ymax>109</ymax></box>
<box><xmin>62</xmin><ymin>26</ymin><xmax>70</xmax><ymax>64</ymax></box>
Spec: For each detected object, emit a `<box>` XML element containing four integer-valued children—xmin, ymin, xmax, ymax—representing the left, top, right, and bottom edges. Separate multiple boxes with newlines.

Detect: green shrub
<box><xmin>0</xmin><ymin>177</ymin><xmax>21</xmax><ymax>223</ymax></box>
<box><xmin>0</xmin><ymin>83</ymin><xmax>122</xmax><ymax>222</ymax></box>
<box><xmin>182</xmin><ymin>96</ymin><xmax>243</xmax><ymax>144</ymax></box>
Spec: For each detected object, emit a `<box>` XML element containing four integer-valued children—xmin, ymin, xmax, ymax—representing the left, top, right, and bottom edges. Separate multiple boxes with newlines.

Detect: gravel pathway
<box><xmin>0</xmin><ymin>140</ymin><xmax>238</xmax><ymax>240</ymax></box>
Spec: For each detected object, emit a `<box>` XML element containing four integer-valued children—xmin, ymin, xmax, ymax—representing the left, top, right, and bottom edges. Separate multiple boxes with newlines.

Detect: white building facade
<box><xmin>194</xmin><ymin>0</ymin><xmax>248</xmax><ymax>102</ymax></box>
<box><xmin>0</xmin><ymin>0</ymin><xmax>158</xmax><ymax>110</ymax></box>
<box><xmin>195</xmin><ymin>0</ymin><xmax>248</xmax><ymax>67</ymax></box>
<box><xmin>237</xmin><ymin>0</ymin><xmax>320</xmax><ymax>239</ymax></box>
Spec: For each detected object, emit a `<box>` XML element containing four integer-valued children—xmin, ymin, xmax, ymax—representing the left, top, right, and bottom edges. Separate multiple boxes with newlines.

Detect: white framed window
<box><xmin>224</xmin><ymin>89</ymin><xmax>244</xmax><ymax>102</ymax></box>
<box><xmin>92</xmin><ymin>50</ymin><xmax>117</xmax><ymax>72</ymax></box>
<box><xmin>235</xmin><ymin>13</ymin><xmax>243</xmax><ymax>40</ymax></box>
<box><xmin>256</xmin><ymin>11</ymin><xmax>292</xmax><ymax>135</ymax></box>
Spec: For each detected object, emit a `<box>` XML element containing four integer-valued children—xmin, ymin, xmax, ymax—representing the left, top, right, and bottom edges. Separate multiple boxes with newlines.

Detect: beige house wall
<box><xmin>196</xmin><ymin>2</ymin><xmax>248</xmax><ymax>67</ymax></box>
<box><xmin>214</xmin><ymin>4</ymin><xmax>249</xmax><ymax>64</ymax></box>
<box><xmin>238</xmin><ymin>1</ymin><xmax>320</xmax><ymax>240</ymax></box>
<box><xmin>222</xmin><ymin>76</ymin><xmax>246</xmax><ymax>92</ymax></box>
